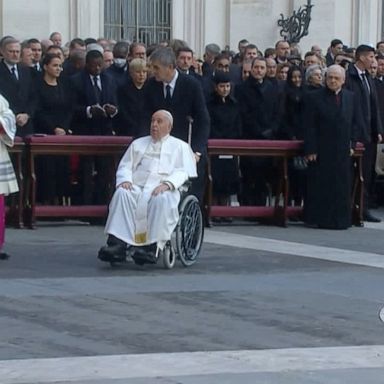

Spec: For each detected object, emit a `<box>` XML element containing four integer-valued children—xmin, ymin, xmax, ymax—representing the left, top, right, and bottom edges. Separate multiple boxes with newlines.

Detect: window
<box><xmin>104</xmin><ymin>0</ymin><xmax>172</xmax><ymax>45</ymax></box>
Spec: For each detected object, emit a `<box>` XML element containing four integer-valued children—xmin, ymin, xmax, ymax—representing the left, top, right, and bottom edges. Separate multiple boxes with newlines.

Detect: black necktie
<box><xmin>93</xmin><ymin>76</ymin><xmax>101</xmax><ymax>104</ymax></box>
<box><xmin>11</xmin><ymin>66</ymin><xmax>18</xmax><ymax>80</ymax></box>
<box><xmin>165</xmin><ymin>84</ymin><xmax>172</xmax><ymax>107</ymax></box>
<box><xmin>361</xmin><ymin>73</ymin><xmax>371</xmax><ymax>122</ymax></box>
<box><xmin>34</xmin><ymin>64</ymin><xmax>39</xmax><ymax>72</ymax></box>
<box><xmin>335</xmin><ymin>92</ymin><xmax>341</xmax><ymax>107</ymax></box>
<box><xmin>361</xmin><ymin>73</ymin><xmax>370</xmax><ymax>95</ymax></box>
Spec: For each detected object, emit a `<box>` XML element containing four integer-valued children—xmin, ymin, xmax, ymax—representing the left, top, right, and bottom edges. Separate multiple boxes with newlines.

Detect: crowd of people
<box><xmin>0</xmin><ymin>32</ymin><xmax>383</xmax><ymax>231</ymax></box>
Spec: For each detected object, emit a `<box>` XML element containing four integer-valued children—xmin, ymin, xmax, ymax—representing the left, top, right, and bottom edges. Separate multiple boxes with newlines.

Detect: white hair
<box><xmin>157</xmin><ymin>109</ymin><xmax>173</xmax><ymax>127</ymax></box>
<box><xmin>326</xmin><ymin>64</ymin><xmax>346</xmax><ymax>80</ymax></box>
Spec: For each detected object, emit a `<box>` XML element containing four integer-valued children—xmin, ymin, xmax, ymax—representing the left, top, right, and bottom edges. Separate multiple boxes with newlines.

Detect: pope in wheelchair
<box><xmin>98</xmin><ymin>109</ymin><xmax>200</xmax><ymax>266</ymax></box>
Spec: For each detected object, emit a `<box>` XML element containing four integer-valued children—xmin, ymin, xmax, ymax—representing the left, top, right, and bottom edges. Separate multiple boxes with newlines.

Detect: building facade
<box><xmin>0</xmin><ymin>0</ymin><xmax>383</xmax><ymax>56</ymax></box>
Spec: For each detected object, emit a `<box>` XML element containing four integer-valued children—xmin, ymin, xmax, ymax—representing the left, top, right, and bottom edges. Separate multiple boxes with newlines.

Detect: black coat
<box><xmin>235</xmin><ymin>76</ymin><xmax>280</xmax><ymax>139</ymax></box>
<box><xmin>143</xmin><ymin>73</ymin><xmax>210</xmax><ymax>154</ymax></box>
<box><xmin>304</xmin><ymin>87</ymin><xmax>362</xmax><ymax>229</ymax></box>
<box><xmin>279</xmin><ymin>85</ymin><xmax>304</xmax><ymax>139</ymax></box>
<box><xmin>0</xmin><ymin>61</ymin><xmax>36</xmax><ymax>136</ymax></box>
<box><xmin>107</xmin><ymin>64</ymin><xmax>129</xmax><ymax>88</ymax></box>
<box><xmin>116</xmin><ymin>79</ymin><xmax>147</xmax><ymax>136</ymax></box>
<box><xmin>70</xmin><ymin>70</ymin><xmax>118</xmax><ymax>135</ymax></box>
<box><xmin>208</xmin><ymin>94</ymin><xmax>242</xmax><ymax>195</ymax></box>
<box><xmin>34</xmin><ymin>78</ymin><xmax>74</xmax><ymax>134</ymax></box>
<box><xmin>345</xmin><ymin>64</ymin><xmax>383</xmax><ymax>143</ymax></box>
<box><xmin>375</xmin><ymin>77</ymin><xmax>384</xmax><ymax>130</ymax></box>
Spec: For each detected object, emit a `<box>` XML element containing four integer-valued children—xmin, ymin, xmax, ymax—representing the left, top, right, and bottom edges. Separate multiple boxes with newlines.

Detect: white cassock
<box><xmin>0</xmin><ymin>94</ymin><xmax>18</xmax><ymax>195</ymax></box>
<box><xmin>104</xmin><ymin>134</ymin><xmax>197</xmax><ymax>249</ymax></box>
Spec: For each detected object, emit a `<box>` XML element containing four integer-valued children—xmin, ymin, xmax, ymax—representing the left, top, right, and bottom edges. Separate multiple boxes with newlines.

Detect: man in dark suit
<box><xmin>345</xmin><ymin>45</ymin><xmax>383</xmax><ymax>222</ymax></box>
<box><xmin>0</xmin><ymin>37</ymin><xmax>36</xmax><ymax>137</ymax></box>
<box><xmin>106</xmin><ymin>41</ymin><xmax>130</xmax><ymax>88</ymax></box>
<box><xmin>175</xmin><ymin>47</ymin><xmax>202</xmax><ymax>82</ymax></box>
<box><xmin>325</xmin><ymin>39</ymin><xmax>344</xmax><ymax>67</ymax></box>
<box><xmin>304</xmin><ymin>65</ymin><xmax>362</xmax><ymax>229</ymax></box>
<box><xmin>27</xmin><ymin>38</ymin><xmax>43</xmax><ymax>72</ymax></box>
<box><xmin>143</xmin><ymin>47</ymin><xmax>210</xmax><ymax>202</ymax></box>
<box><xmin>235</xmin><ymin>57</ymin><xmax>280</xmax><ymax>206</ymax></box>
<box><xmin>70</xmin><ymin>50</ymin><xmax>118</xmax><ymax>136</ymax></box>
<box><xmin>70</xmin><ymin>49</ymin><xmax>119</xmax><ymax>204</ymax></box>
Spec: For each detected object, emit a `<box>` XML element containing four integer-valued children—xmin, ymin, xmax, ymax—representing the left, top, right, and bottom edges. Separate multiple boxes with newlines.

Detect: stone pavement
<box><xmin>0</xmin><ymin>209</ymin><xmax>384</xmax><ymax>383</ymax></box>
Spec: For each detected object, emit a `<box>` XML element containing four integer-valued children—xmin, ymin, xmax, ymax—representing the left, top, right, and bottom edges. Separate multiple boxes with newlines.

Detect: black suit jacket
<box><xmin>345</xmin><ymin>65</ymin><xmax>383</xmax><ymax>143</ymax></box>
<box><xmin>143</xmin><ymin>73</ymin><xmax>210</xmax><ymax>154</ymax></box>
<box><xmin>70</xmin><ymin>70</ymin><xmax>118</xmax><ymax>135</ymax></box>
<box><xmin>0</xmin><ymin>61</ymin><xmax>36</xmax><ymax>136</ymax></box>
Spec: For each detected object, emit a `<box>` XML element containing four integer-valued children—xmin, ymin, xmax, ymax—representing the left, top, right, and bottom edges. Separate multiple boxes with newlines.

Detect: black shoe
<box><xmin>0</xmin><ymin>252</ymin><xmax>10</xmax><ymax>260</ymax></box>
<box><xmin>98</xmin><ymin>244</ymin><xmax>126</xmax><ymax>262</ymax></box>
<box><xmin>363</xmin><ymin>212</ymin><xmax>381</xmax><ymax>223</ymax></box>
<box><xmin>131</xmin><ymin>244</ymin><xmax>158</xmax><ymax>264</ymax></box>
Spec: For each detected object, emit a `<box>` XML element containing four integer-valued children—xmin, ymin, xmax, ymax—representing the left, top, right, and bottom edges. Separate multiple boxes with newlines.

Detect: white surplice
<box><xmin>104</xmin><ymin>134</ymin><xmax>197</xmax><ymax>248</ymax></box>
<box><xmin>0</xmin><ymin>94</ymin><xmax>18</xmax><ymax>195</ymax></box>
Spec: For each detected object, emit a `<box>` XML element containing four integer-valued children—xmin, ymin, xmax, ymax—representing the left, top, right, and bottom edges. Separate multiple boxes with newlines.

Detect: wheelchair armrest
<box><xmin>178</xmin><ymin>180</ymin><xmax>192</xmax><ymax>193</ymax></box>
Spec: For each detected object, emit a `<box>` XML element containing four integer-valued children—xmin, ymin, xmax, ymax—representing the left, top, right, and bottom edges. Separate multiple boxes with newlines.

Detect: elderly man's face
<box><xmin>3</xmin><ymin>42</ymin><xmax>21</xmax><ymax>65</ymax></box>
<box><xmin>276</xmin><ymin>41</ymin><xmax>290</xmax><ymax>59</ymax></box>
<box><xmin>266</xmin><ymin>58</ymin><xmax>277</xmax><ymax>78</ymax></box>
<box><xmin>377</xmin><ymin>58</ymin><xmax>384</xmax><ymax>77</ymax></box>
<box><xmin>326</xmin><ymin>69</ymin><xmax>345</xmax><ymax>92</ymax></box>
<box><xmin>369</xmin><ymin>60</ymin><xmax>378</xmax><ymax>78</ymax></box>
<box><xmin>150</xmin><ymin>111</ymin><xmax>172</xmax><ymax>141</ymax></box>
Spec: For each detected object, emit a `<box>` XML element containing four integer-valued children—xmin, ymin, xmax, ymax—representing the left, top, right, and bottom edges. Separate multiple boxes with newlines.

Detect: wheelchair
<box><xmin>101</xmin><ymin>186</ymin><xmax>204</xmax><ymax>269</ymax></box>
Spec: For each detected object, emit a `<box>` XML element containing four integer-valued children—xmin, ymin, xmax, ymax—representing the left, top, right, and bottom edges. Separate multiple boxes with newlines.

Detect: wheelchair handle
<box><xmin>187</xmin><ymin>116</ymin><xmax>193</xmax><ymax>146</ymax></box>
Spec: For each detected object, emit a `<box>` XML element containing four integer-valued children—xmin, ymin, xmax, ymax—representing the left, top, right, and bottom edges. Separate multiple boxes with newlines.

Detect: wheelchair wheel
<box><xmin>175</xmin><ymin>195</ymin><xmax>204</xmax><ymax>267</ymax></box>
<box><xmin>162</xmin><ymin>241</ymin><xmax>176</xmax><ymax>269</ymax></box>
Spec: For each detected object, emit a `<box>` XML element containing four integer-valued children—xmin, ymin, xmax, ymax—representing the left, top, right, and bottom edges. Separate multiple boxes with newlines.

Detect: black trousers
<box><xmin>362</xmin><ymin>141</ymin><xmax>377</xmax><ymax>212</ymax></box>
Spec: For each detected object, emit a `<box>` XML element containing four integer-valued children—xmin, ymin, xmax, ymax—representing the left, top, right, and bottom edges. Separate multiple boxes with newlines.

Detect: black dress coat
<box><xmin>235</xmin><ymin>76</ymin><xmax>281</xmax><ymax>204</ymax></box>
<box><xmin>107</xmin><ymin>64</ymin><xmax>129</xmax><ymax>88</ymax></box>
<box><xmin>279</xmin><ymin>85</ymin><xmax>304</xmax><ymax>140</ymax></box>
<box><xmin>34</xmin><ymin>78</ymin><xmax>74</xmax><ymax>134</ymax></box>
<box><xmin>69</xmin><ymin>70</ymin><xmax>118</xmax><ymax>204</ymax></box>
<box><xmin>70</xmin><ymin>70</ymin><xmax>118</xmax><ymax>136</ymax></box>
<box><xmin>0</xmin><ymin>61</ymin><xmax>36</xmax><ymax>136</ymax></box>
<box><xmin>143</xmin><ymin>73</ymin><xmax>210</xmax><ymax>154</ymax></box>
<box><xmin>34</xmin><ymin>78</ymin><xmax>74</xmax><ymax>202</ymax></box>
<box><xmin>208</xmin><ymin>94</ymin><xmax>242</xmax><ymax>195</ymax></box>
<box><xmin>235</xmin><ymin>76</ymin><xmax>280</xmax><ymax>140</ymax></box>
<box><xmin>116</xmin><ymin>79</ymin><xmax>146</xmax><ymax>136</ymax></box>
<box><xmin>304</xmin><ymin>87</ymin><xmax>361</xmax><ymax>229</ymax></box>
<box><xmin>345</xmin><ymin>64</ymin><xmax>382</xmax><ymax>144</ymax></box>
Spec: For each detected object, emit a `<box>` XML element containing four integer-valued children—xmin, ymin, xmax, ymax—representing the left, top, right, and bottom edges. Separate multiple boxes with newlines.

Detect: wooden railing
<box><xmin>206</xmin><ymin>139</ymin><xmax>364</xmax><ymax>227</ymax></box>
<box><xmin>23</xmin><ymin>135</ymin><xmax>133</xmax><ymax>228</ymax></box>
<box><xmin>6</xmin><ymin>135</ymin><xmax>364</xmax><ymax>228</ymax></box>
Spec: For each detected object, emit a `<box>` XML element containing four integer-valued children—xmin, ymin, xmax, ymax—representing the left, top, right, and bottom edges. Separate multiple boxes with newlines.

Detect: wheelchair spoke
<box><xmin>176</xmin><ymin>196</ymin><xmax>204</xmax><ymax>267</ymax></box>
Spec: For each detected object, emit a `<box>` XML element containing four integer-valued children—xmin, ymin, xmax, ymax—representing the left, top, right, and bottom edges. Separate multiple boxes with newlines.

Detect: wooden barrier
<box><xmin>11</xmin><ymin>135</ymin><xmax>363</xmax><ymax>228</ymax></box>
<box><xmin>24</xmin><ymin>135</ymin><xmax>133</xmax><ymax>228</ymax></box>
<box><xmin>7</xmin><ymin>136</ymin><xmax>24</xmax><ymax>228</ymax></box>
<box><xmin>206</xmin><ymin>139</ymin><xmax>364</xmax><ymax>227</ymax></box>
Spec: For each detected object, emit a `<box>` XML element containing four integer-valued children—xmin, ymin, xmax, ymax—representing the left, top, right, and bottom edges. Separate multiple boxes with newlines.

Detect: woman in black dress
<box><xmin>35</xmin><ymin>53</ymin><xmax>74</xmax><ymax>204</ymax></box>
